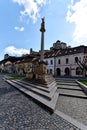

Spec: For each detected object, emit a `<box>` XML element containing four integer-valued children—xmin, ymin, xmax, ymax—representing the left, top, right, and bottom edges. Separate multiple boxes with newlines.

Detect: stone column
<box><xmin>40</xmin><ymin>18</ymin><xmax>46</xmax><ymax>61</ymax></box>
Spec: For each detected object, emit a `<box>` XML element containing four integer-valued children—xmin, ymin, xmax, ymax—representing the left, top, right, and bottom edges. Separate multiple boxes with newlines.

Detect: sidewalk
<box><xmin>0</xmin><ymin>75</ymin><xmax>85</xmax><ymax>130</ymax></box>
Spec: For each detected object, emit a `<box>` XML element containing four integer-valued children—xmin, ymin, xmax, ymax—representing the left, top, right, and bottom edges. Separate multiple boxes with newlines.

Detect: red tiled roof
<box><xmin>44</xmin><ymin>45</ymin><xmax>87</xmax><ymax>58</ymax></box>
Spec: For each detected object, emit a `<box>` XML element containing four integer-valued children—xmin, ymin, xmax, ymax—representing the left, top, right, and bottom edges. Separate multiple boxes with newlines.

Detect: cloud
<box><xmin>36</xmin><ymin>0</ymin><xmax>47</xmax><ymax>5</ymax></box>
<box><xmin>14</xmin><ymin>26</ymin><xmax>24</xmax><ymax>32</ymax></box>
<box><xmin>5</xmin><ymin>46</ymin><xmax>29</xmax><ymax>56</ymax></box>
<box><xmin>12</xmin><ymin>0</ymin><xmax>48</xmax><ymax>23</ymax></box>
<box><xmin>66</xmin><ymin>0</ymin><xmax>87</xmax><ymax>45</ymax></box>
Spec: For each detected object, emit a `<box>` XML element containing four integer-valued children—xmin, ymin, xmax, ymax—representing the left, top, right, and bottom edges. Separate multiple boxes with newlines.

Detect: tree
<box><xmin>76</xmin><ymin>57</ymin><xmax>87</xmax><ymax>77</ymax></box>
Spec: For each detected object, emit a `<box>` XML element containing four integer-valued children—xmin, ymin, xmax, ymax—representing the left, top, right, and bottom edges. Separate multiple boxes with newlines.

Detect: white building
<box><xmin>44</xmin><ymin>45</ymin><xmax>87</xmax><ymax>77</ymax></box>
<box><xmin>44</xmin><ymin>57</ymin><xmax>54</xmax><ymax>75</ymax></box>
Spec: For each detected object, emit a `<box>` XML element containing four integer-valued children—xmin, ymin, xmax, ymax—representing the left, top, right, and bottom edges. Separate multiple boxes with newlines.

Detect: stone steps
<box><xmin>16</xmin><ymin>79</ymin><xmax>56</xmax><ymax>92</ymax></box>
<box><xmin>5</xmin><ymin>79</ymin><xmax>59</xmax><ymax>112</ymax></box>
<box><xmin>55</xmin><ymin>78</ymin><xmax>76</xmax><ymax>83</ymax></box>
<box><xmin>59</xmin><ymin>92</ymin><xmax>87</xmax><ymax>99</ymax></box>
<box><xmin>55</xmin><ymin>78</ymin><xmax>87</xmax><ymax>98</ymax></box>
<box><xmin>12</xmin><ymin>80</ymin><xmax>57</xmax><ymax>100</ymax></box>
<box><xmin>58</xmin><ymin>89</ymin><xmax>87</xmax><ymax>98</ymax></box>
<box><xmin>55</xmin><ymin>78</ymin><xmax>78</xmax><ymax>86</ymax></box>
<box><xmin>57</xmin><ymin>87</ymin><xmax>82</xmax><ymax>91</ymax></box>
<box><xmin>24</xmin><ymin>79</ymin><xmax>56</xmax><ymax>88</ymax></box>
<box><xmin>57</xmin><ymin>84</ymin><xmax>82</xmax><ymax>90</ymax></box>
<box><xmin>56</xmin><ymin>82</ymin><xmax>78</xmax><ymax>86</ymax></box>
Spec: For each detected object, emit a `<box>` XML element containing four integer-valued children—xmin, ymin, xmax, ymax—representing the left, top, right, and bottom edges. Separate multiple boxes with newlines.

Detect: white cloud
<box><xmin>66</xmin><ymin>0</ymin><xmax>87</xmax><ymax>45</ymax></box>
<box><xmin>14</xmin><ymin>26</ymin><xmax>24</xmax><ymax>32</ymax></box>
<box><xmin>71</xmin><ymin>0</ymin><xmax>74</xmax><ymax>5</ymax></box>
<box><xmin>5</xmin><ymin>46</ymin><xmax>29</xmax><ymax>56</ymax></box>
<box><xmin>12</xmin><ymin>0</ymin><xmax>48</xmax><ymax>23</ymax></box>
<box><xmin>36</xmin><ymin>0</ymin><xmax>47</xmax><ymax>5</ymax></box>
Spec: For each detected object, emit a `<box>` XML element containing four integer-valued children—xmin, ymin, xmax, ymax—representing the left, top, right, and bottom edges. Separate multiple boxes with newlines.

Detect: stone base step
<box><xmin>12</xmin><ymin>80</ymin><xmax>57</xmax><ymax>100</ymax></box>
<box><xmin>55</xmin><ymin>78</ymin><xmax>76</xmax><ymax>83</ymax></box>
<box><xmin>57</xmin><ymin>87</ymin><xmax>82</xmax><ymax>91</ymax></box>
<box><xmin>59</xmin><ymin>93</ymin><xmax>87</xmax><ymax>98</ymax></box>
<box><xmin>56</xmin><ymin>82</ymin><xmax>79</xmax><ymax>86</ymax></box>
<box><xmin>24</xmin><ymin>79</ymin><xmax>56</xmax><ymax>88</ymax></box>
<box><xmin>58</xmin><ymin>88</ymin><xmax>87</xmax><ymax>98</ymax></box>
<box><xmin>16</xmin><ymin>79</ymin><xmax>56</xmax><ymax>92</ymax></box>
<box><xmin>57</xmin><ymin>84</ymin><xmax>82</xmax><ymax>90</ymax></box>
<box><xmin>5</xmin><ymin>79</ymin><xmax>59</xmax><ymax>112</ymax></box>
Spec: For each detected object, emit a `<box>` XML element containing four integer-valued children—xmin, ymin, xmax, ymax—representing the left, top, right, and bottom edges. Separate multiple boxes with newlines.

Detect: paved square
<box><xmin>0</xmin><ymin>74</ymin><xmax>84</xmax><ymax>130</ymax></box>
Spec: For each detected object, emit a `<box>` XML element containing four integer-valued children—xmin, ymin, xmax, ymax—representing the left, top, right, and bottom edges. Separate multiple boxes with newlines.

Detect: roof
<box><xmin>0</xmin><ymin>54</ymin><xmax>37</xmax><ymax>65</ymax></box>
<box><xmin>5</xmin><ymin>61</ymin><xmax>12</xmax><ymax>65</ymax></box>
<box><xmin>44</xmin><ymin>45</ymin><xmax>87</xmax><ymax>58</ymax></box>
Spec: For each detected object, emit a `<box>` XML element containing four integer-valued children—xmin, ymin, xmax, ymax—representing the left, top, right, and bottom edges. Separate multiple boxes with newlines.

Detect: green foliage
<box><xmin>79</xmin><ymin>80</ymin><xmax>87</xmax><ymax>86</ymax></box>
<box><xmin>8</xmin><ymin>74</ymin><xmax>25</xmax><ymax>79</ymax></box>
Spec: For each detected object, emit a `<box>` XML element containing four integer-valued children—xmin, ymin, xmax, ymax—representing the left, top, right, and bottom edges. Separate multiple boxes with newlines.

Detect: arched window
<box><xmin>76</xmin><ymin>67</ymin><xmax>81</xmax><ymax>75</ymax></box>
<box><xmin>56</xmin><ymin>68</ymin><xmax>61</xmax><ymax>76</ymax></box>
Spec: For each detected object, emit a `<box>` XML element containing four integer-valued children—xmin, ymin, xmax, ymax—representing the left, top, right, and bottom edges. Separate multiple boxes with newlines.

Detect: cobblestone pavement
<box><xmin>56</xmin><ymin>96</ymin><xmax>87</xmax><ymax>126</ymax></box>
<box><xmin>56</xmin><ymin>79</ymin><xmax>87</xmax><ymax>126</ymax></box>
<box><xmin>0</xmin><ymin>75</ymin><xmax>80</xmax><ymax>130</ymax></box>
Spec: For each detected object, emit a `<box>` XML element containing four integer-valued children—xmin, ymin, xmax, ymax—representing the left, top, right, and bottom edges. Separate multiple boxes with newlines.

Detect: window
<box><xmin>76</xmin><ymin>67</ymin><xmax>82</xmax><ymax>75</ymax></box>
<box><xmin>84</xmin><ymin>56</ymin><xmax>87</xmax><ymax>60</ymax></box>
<box><xmin>47</xmin><ymin>69</ymin><xmax>49</xmax><ymax>74</ymax></box>
<box><xmin>46</xmin><ymin>60</ymin><xmax>48</xmax><ymax>65</ymax></box>
<box><xmin>50</xmin><ymin>60</ymin><xmax>53</xmax><ymax>65</ymax></box>
<box><xmin>66</xmin><ymin>58</ymin><xmax>68</xmax><ymax>64</ymax></box>
<box><xmin>50</xmin><ymin>69</ymin><xmax>52</xmax><ymax>74</ymax></box>
<box><xmin>58</xmin><ymin>59</ymin><xmax>61</xmax><ymax>64</ymax></box>
<box><xmin>75</xmin><ymin>57</ymin><xmax>78</xmax><ymax>63</ymax></box>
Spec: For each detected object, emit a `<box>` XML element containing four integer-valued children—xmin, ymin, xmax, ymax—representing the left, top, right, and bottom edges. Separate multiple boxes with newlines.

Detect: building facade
<box><xmin>44</xmin><ymin>45</ymin><xmax>87</xmax><ymax>77</ymax></box>
<box><xmin>0</xmin><ymin>43</ymin><xmax>87</xmax><ymax>77</ymax></box>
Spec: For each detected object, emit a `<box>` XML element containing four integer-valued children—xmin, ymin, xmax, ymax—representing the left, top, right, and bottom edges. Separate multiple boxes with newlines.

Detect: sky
<box><xmin>0</xmin><ymin>0</ymin><xmax>87</xmax><ymax>60</ymax></box>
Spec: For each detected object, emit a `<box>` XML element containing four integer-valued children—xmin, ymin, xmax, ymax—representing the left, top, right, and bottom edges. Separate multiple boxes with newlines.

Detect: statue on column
<box><xmin>40</xmin><ymin>17</ymin><xmax>46</xmax><ymax>62</ymax></box>
<box><xmin>40</xmin><ymin>17</ymin><xmax>46</xmax><ymax>32</ymax></box>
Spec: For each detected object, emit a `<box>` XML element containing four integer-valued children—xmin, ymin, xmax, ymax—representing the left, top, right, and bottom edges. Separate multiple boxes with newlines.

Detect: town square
<box><xmin>0</xmin><ymin>0</ymin><xmax>87</xmax><ymax>130</ymax></box>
